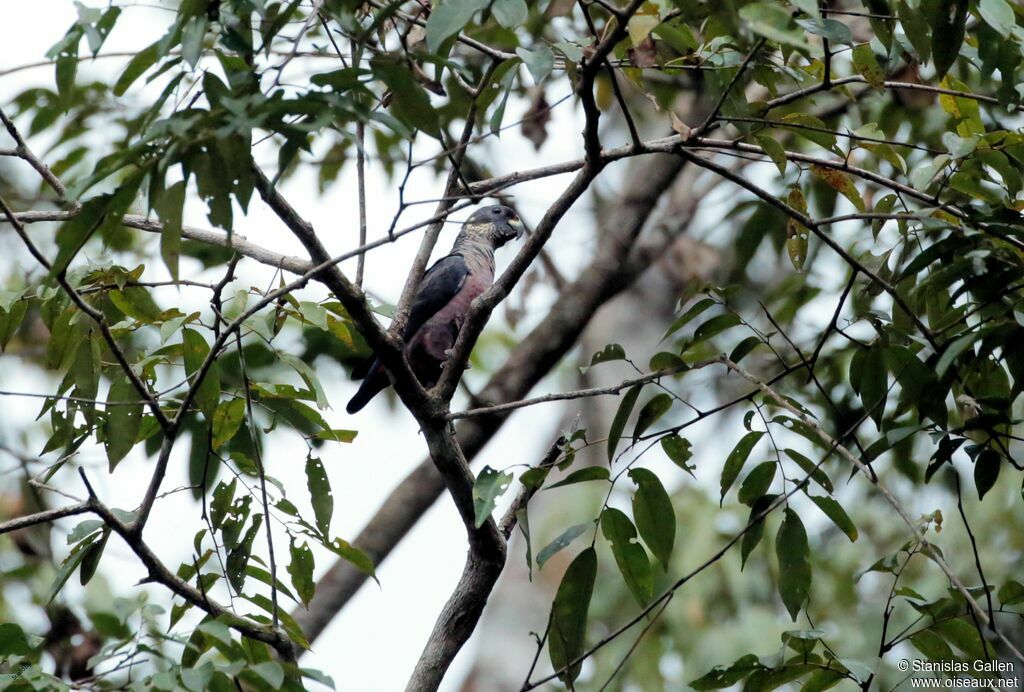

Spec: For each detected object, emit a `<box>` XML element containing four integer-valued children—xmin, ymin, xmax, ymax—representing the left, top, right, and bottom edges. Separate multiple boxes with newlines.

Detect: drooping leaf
<box><xmin>807</xmin><ymin>494</ymin><xmax>858</xmax><ymax>541</ymax></box>
<box><xmin>548</xmin><ymin>547</ymin><xmax>597</xmax><ymax>685</ymax></box>
<box><xmin>775</xmin><ymin>509</ymin><xmax>812</xmax><ymax>621</ymax></box>
<box><xmin>721</xmin><ymin>431</ymin><xmax>764</xmax><ymax>503</ymax></box>
<box><xmin>546</xmin><ymin>466</ymin><xmax>610</xmax><ymax>490</ymax></box>
<box><xmin>182</xmin><ymin>328</ymin><xmax>221</xmax><ymax>419</ymax></box>
<box><xmin>608</xmin><ymin>385</ymin><xmax>642</xmax><ymax>463</ymax></box>
<box><xmin>629</xmin><ymin>468</ymin><xmax>676</xmax><ymax>570</ymax></box>
<box><xmin>632</xmin><ymin>393</ymin><xmax>673</xmax><ymax>441</ymax></box>
<box><xmin>305</xmin><ymin>456</ymin><xmax>333</xmax><ymax>538</ymax></box>
<box><xmin>973</xmin><ymin>449</ymin><xmax>1001</xmax><ymax>500</ymax></box>
<box><xmin>601</xmin><ymin>508</ymin><xmax>653</xmax><ymax>606</ymax></box>
<box><xmin>287</xmin><ymin>540</ymin><xmax>315</xmax><ymax>608</ymax></box>
<box><xmin>738</xmin><ymin>461</ymin><xmax>776</xmax><ymax>506</ymax></box>
<box><xmin>104</xmin><ymin>377</ymin><xmax>143</xmax><ymax>471</ymax></box>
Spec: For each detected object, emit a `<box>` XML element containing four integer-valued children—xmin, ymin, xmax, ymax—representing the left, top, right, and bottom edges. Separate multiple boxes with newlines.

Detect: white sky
<box><xmin>0</xmin><ymin>3</ymin><xmax>602</xmax><ymax>689</ymax></box>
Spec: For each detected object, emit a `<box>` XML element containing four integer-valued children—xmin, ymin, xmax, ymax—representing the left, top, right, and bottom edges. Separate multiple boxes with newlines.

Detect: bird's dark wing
<box><xmin>402</xmin><ymin>254</ymin><xmax>470</xmax><ymax>340</ymax></box>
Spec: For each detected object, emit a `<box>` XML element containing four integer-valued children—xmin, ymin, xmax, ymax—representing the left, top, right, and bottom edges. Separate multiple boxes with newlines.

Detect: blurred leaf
<box><xmin>851</xmin><ymin>44</ymin><xmax>885</xmax><ymax>90</ymax></box>
<box><xmin>537</xmin><ymin>523</ymin><xmax>591</xmax><ymax>568</ymax></box>
<box><xmin>211</xmin><ymin>399</ymin><xmax>245</xmax><ymax>451</ymax></box>
<box><xmin>182</xmin><ymin>328</ymin><xmax>221</xmax><ymax>419</ymax></box>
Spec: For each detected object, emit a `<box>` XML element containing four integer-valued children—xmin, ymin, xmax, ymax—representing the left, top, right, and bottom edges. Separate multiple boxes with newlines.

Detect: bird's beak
<box><xmin>509</xmin><ymin>216</ymin><xmax>527</xmax><ymax>239</ymax></box>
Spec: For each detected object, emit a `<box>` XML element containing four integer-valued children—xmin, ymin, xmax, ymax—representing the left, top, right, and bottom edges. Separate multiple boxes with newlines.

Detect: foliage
<box><xmin>0</xmin><ymin>0</ymin><xmax>1023</xmax><ymax>688</ymax></box>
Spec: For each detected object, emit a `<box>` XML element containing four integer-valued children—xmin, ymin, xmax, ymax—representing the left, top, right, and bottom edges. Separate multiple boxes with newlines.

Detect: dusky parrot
<box><xmin>346</xmin><ymin>205</ymin><xmax>526</xmax><ymax>413</ymax></box>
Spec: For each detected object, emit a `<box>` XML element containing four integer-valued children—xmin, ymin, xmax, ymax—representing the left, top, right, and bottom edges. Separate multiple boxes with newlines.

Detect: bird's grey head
<box><xmin>459</xmin><ymin>205</ymin><xmax>527</xmax><ymax>248</ymax></box>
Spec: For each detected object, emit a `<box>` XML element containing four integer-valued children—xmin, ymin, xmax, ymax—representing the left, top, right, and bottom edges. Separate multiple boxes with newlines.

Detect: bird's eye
<box><xmin>491</xmin><ymin>207</ymin><xmax>500</xmax><ymax>215</ymax></box>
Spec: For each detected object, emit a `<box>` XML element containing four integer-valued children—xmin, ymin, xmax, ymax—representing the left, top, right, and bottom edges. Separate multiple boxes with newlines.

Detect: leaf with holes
<box><xmin>472</xmin><ymin>465</ymin><xmax>513</xmax><ymax>528</ymax></box>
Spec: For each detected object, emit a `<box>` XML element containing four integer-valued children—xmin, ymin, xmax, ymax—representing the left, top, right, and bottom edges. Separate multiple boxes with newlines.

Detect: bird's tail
<box><xmin>346</xmin><ymin>360</ymin><xmax>390</xmax><ymax>414</ymax></box>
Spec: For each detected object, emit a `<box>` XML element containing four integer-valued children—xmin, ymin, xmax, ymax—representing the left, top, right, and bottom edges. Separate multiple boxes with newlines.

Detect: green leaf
<box><xmin>305</xmin><ymin>456</ymin><xmax>333</xmax><ymax>537</ymax></box>
<box><xmin>629</xmin><ymin>468</ymin><xmax>676</xmax><ymax>570</ymax></box>
<box><xmin>327</xmin><ymin>538</ymin><xmax>376</xmax><ymax>579</ymax></box>
<box><xmin>601</xmin><ymin>508</ymin><xmax>653</xmax><ymax>606</ymax></box>
<box><xmin>910</xmin><ymin>629</ymin><xmax>955</xmax><ymax>660</ymax></box>
<box><xmin>851</xmin><ymin>44</ymin><xmax>885</xmax><ymax>90</ymax></box>
<box><xmin>48</xmin><ymin>535</ymin><xmax>96</xmax><ymax>603</ymax></box>
<box><xmin>741</xmin><ymin>494</ymin><xmax>776</xmax><ymax>569</ymax></box>
<box><xmin>0</xmin><ymin>622</ymin><xmax>34</xmax><ymax>657</ymax></box>
<box><xmin>807</xmin><ymin>494</ymin><xmax>858</xmax><ymax>541</ymax></box>
<box><xmin>280</xmin><ymin>353</ymin><xmax>329</xmax><ymax>410</ymax></box>
<box><xmin>371</xmin><ymin>55</ymin><xmax>442</xmax><ymax>138</ymax></box>
<box><xmin>661</xmin><ymin>435</ymin><xmax>694</xmax><ymax>472</ymax></box>
<box><xmin>546</xmin><ymin>466</ymin><xmax>610</xmax><ymax>490</ymax></box>
<box><xmin>589</xmin><ymin>343</ymin><xmax>625</xmax><ymax>366</ymax></box>
<box><xmin>114</xmin><ymin>41</ymin><xmax>161</xmax><ymax>95</ymax></box>
<box><xmin>632</xmin><ymin>393</ymin><xmax>672</xmax><ymax>441</ymax></box>
<box><xmin>104</xmin><ymin>378</ymin><xmax>143</xmax><ymax>471</ymax></box>
<box><xmin>312</xmin><ymin>429</ymin><xmax>358</xmax><ymax>443</ymax></box>
<box><xmin>898</xmin><ymin>1</ymin><xmax>931</xmax><ymax>62</ymax></box>
<box><xmin>927</xmin><ymin>0</ymin><xmax>968</xmax><ymax>78</ymax></box>
<box><xmin>211</xmin><ymin>398</ymin><xmax>245</xmax><ymax>451</ymax></box>
<box><xmin>739</xmin><ymin>2</ymin><xmax>812</xmax><ymax>49</ymax></box>
<box><xmin>182</xmin><ymin>328</ymin><xmax>221</xmax><ymax>419</ymax></box>
<box><xmin>607</xmin><ymin>385</ymin><xmax>642</xmax><ymax>463</ymax></box>
<box><xmin>784</xmin><ymin>448</ymin><xmax>833</xmax><ymax>493</ymax></box>
<box><xmin>998</xmin><ymin>580</ymin><xmax>1024</xmax><ymax>606</ymax></box>
<box><xmin>974</xmin><ymin>449</ymin><xmax>1001</xmax><ymax>500</ymax></box>
<box><xmin>548</xmin><ymin>547</ymin><xmax>597</xmax><ymax>685</ymax></box>
<box><xmin>287</xmin><ymin>540</ymin><xmax>315</xmax><ymax>607</ymax></box>
<box><xmin>425</xmin><ymin>0</ymin><xmax>487</xmax><ymax>51</ymax></box>
<box><xmin>738</xmin><ymin>461</ymin><xmax>776</xmax><ymax>505</ymax></box>
<box><xmin>786</xmin><ymin>186</ymin><xmax>809</xmax><ymax>271</ymax></box>
<box><xmin>472</xmin><ymin>465</ymin><xmax>513</xmax><ymax>528</ymax></box>
<box><xmin>663</xmin><ymin>297</ymin><xmax>716</xmax><ymax>339</ymax></box>
<box><xmin>516</xmin><ymin>46</ymin><xmax>555</xmax><ymax>84</ymax></box>
<box><xmin>537</xmin><ymin>523</ymin><xmax>591</xmax><ymax>568</ymax></box>
<box><xmin>690</xmin><ymin>654</ymin><xmax>762</xmax><ymax>690</ymax></box>
<box><xmin>756</xmin><ymin>134</ymin><xmax>788</xmax><ymax>174</ymax></box>
<box><xmin>493</xmin><ymin>0</ymin><xmax>527</xmax><ymax>27</ymax></box>
<box><xmin>977</xmin><ymin>0</ymin><xmax>1016</xmax><ymax>37</ymax></box>
<box><xmin>775</xmin><ymin>508</ymin><xmax>812</xmax><ymax>621</ymax></box>
<box><xmin>780</xmin><ymin>114</ymin><xmax>838</xmax><ymax>153</ymax></box>
<box><xmin>721</xmin><ymin>431</ymin><xmax>764</xmax><ymax>503</ymax></box>
<box><xmin>79</xmin><ymin>529</ymin><xmax>109</xmax><ymax>585</ymax></box>
<box><xmin>154</xmin><ymin>180</ymin><xmax>185</xmax><ymax>281</ymax></box>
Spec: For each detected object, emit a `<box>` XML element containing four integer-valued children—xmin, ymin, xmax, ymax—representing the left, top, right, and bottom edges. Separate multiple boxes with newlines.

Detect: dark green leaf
<box><xmin>738</xmin><ymin>461</ymin><xmax>776</xmax><ymax>505</ymax></box>
<box><xmin>629</xmin><ymin>468</ymin><xmax>676</xmax><ymax>570</ymax></box>
<box><xmin>661</xmin><ymin>435</ymin><xmax>694</xmax><ymax>472</ymax></box>
<box><xmin>0</xmin><ymin>622</ymin><xmax>34</xmax><ymax>656</ymax></box>
<box><xmin>154</xmin><ymin>180</ymin><xmax>185</xmax><ymax>281</ymax></box>
<box><xmin>776</xmin><ymin>508</ymin><xmax>811</xmax><ymax>621</ymax></box>
<box><xmin>998</xmin><ymin>579</ymin><xmax>1024</xmax><ymax>605</ymax></box>
<box><xmin>182</xmin><ymin>328</ymin><xmax>220</xmax><ymax>419</ymax></box>
<box><xmin>608</xmin><ymin>385</ymin><xmax>642</xmax><ymax>463</ymax></box>
<box><xmin>211</xmin><ymin>398</ymin><xmax>245</xmax><ymax>451</ymax></box>
<box><xmin>546</xmin><ymin>466</ymin><xmax>610</xmax><ymax>490</ymax></box>
<box><xmin>114</xmin><ymin>41</ymin><xmax>161</xmax><ymax>95</ymax></box>
<box><xmin>632</xmin><ymin>393</ymin><xmax>672</xmax><ymax>441</ymax></box>
<box><xmin>287</xmin><ymin>540</ymin><xmax>315</xmax><ymax>608</ymax></box>
<box><xmin>327</xmin><ymin>538</ymin><xmax>376</xmax><ymax>579</ymax></box>
<box><xmin>104</xmin><ymin>378</ymin><xmax>143</xmax><ymax>471</ymax></box>
<box><xmin>807</xmin><ymin>494</ymin><xmax>858</xmax><ymax>541</ymax></box>
<box><xmin>548</xmin><ymin>547</ymin><xmax>597</xmax><ymax>685</ymax></box>
<box><xmin>741</xmin><ymin>494</ymin><xmax>777</xmax><ymax>569</ymax></box>
<box><xmin>721</xmin><ymin>431</ymin><xmax>764</xmax><ymax>503</ymax></box>
<box><xmin>305</xmin><ymin>456</ymin><xmax>333</xmax><ymax>537</ymax></box>
<box><xmin>974</xmin><ymin>449</ymin><xmax>1001</xmax><ymax>500</ymax></box>
<box><xmin>601</xmin><ymin>508</ymin><xmax>653</xmax><ymax>606</ymax></box>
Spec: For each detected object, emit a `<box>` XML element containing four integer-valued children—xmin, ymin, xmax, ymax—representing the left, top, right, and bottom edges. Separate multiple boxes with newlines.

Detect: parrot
<box><xmin>346</xmin><ymin>204</ymin><xmax>526</xmax><ymax>414</ymax></box>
